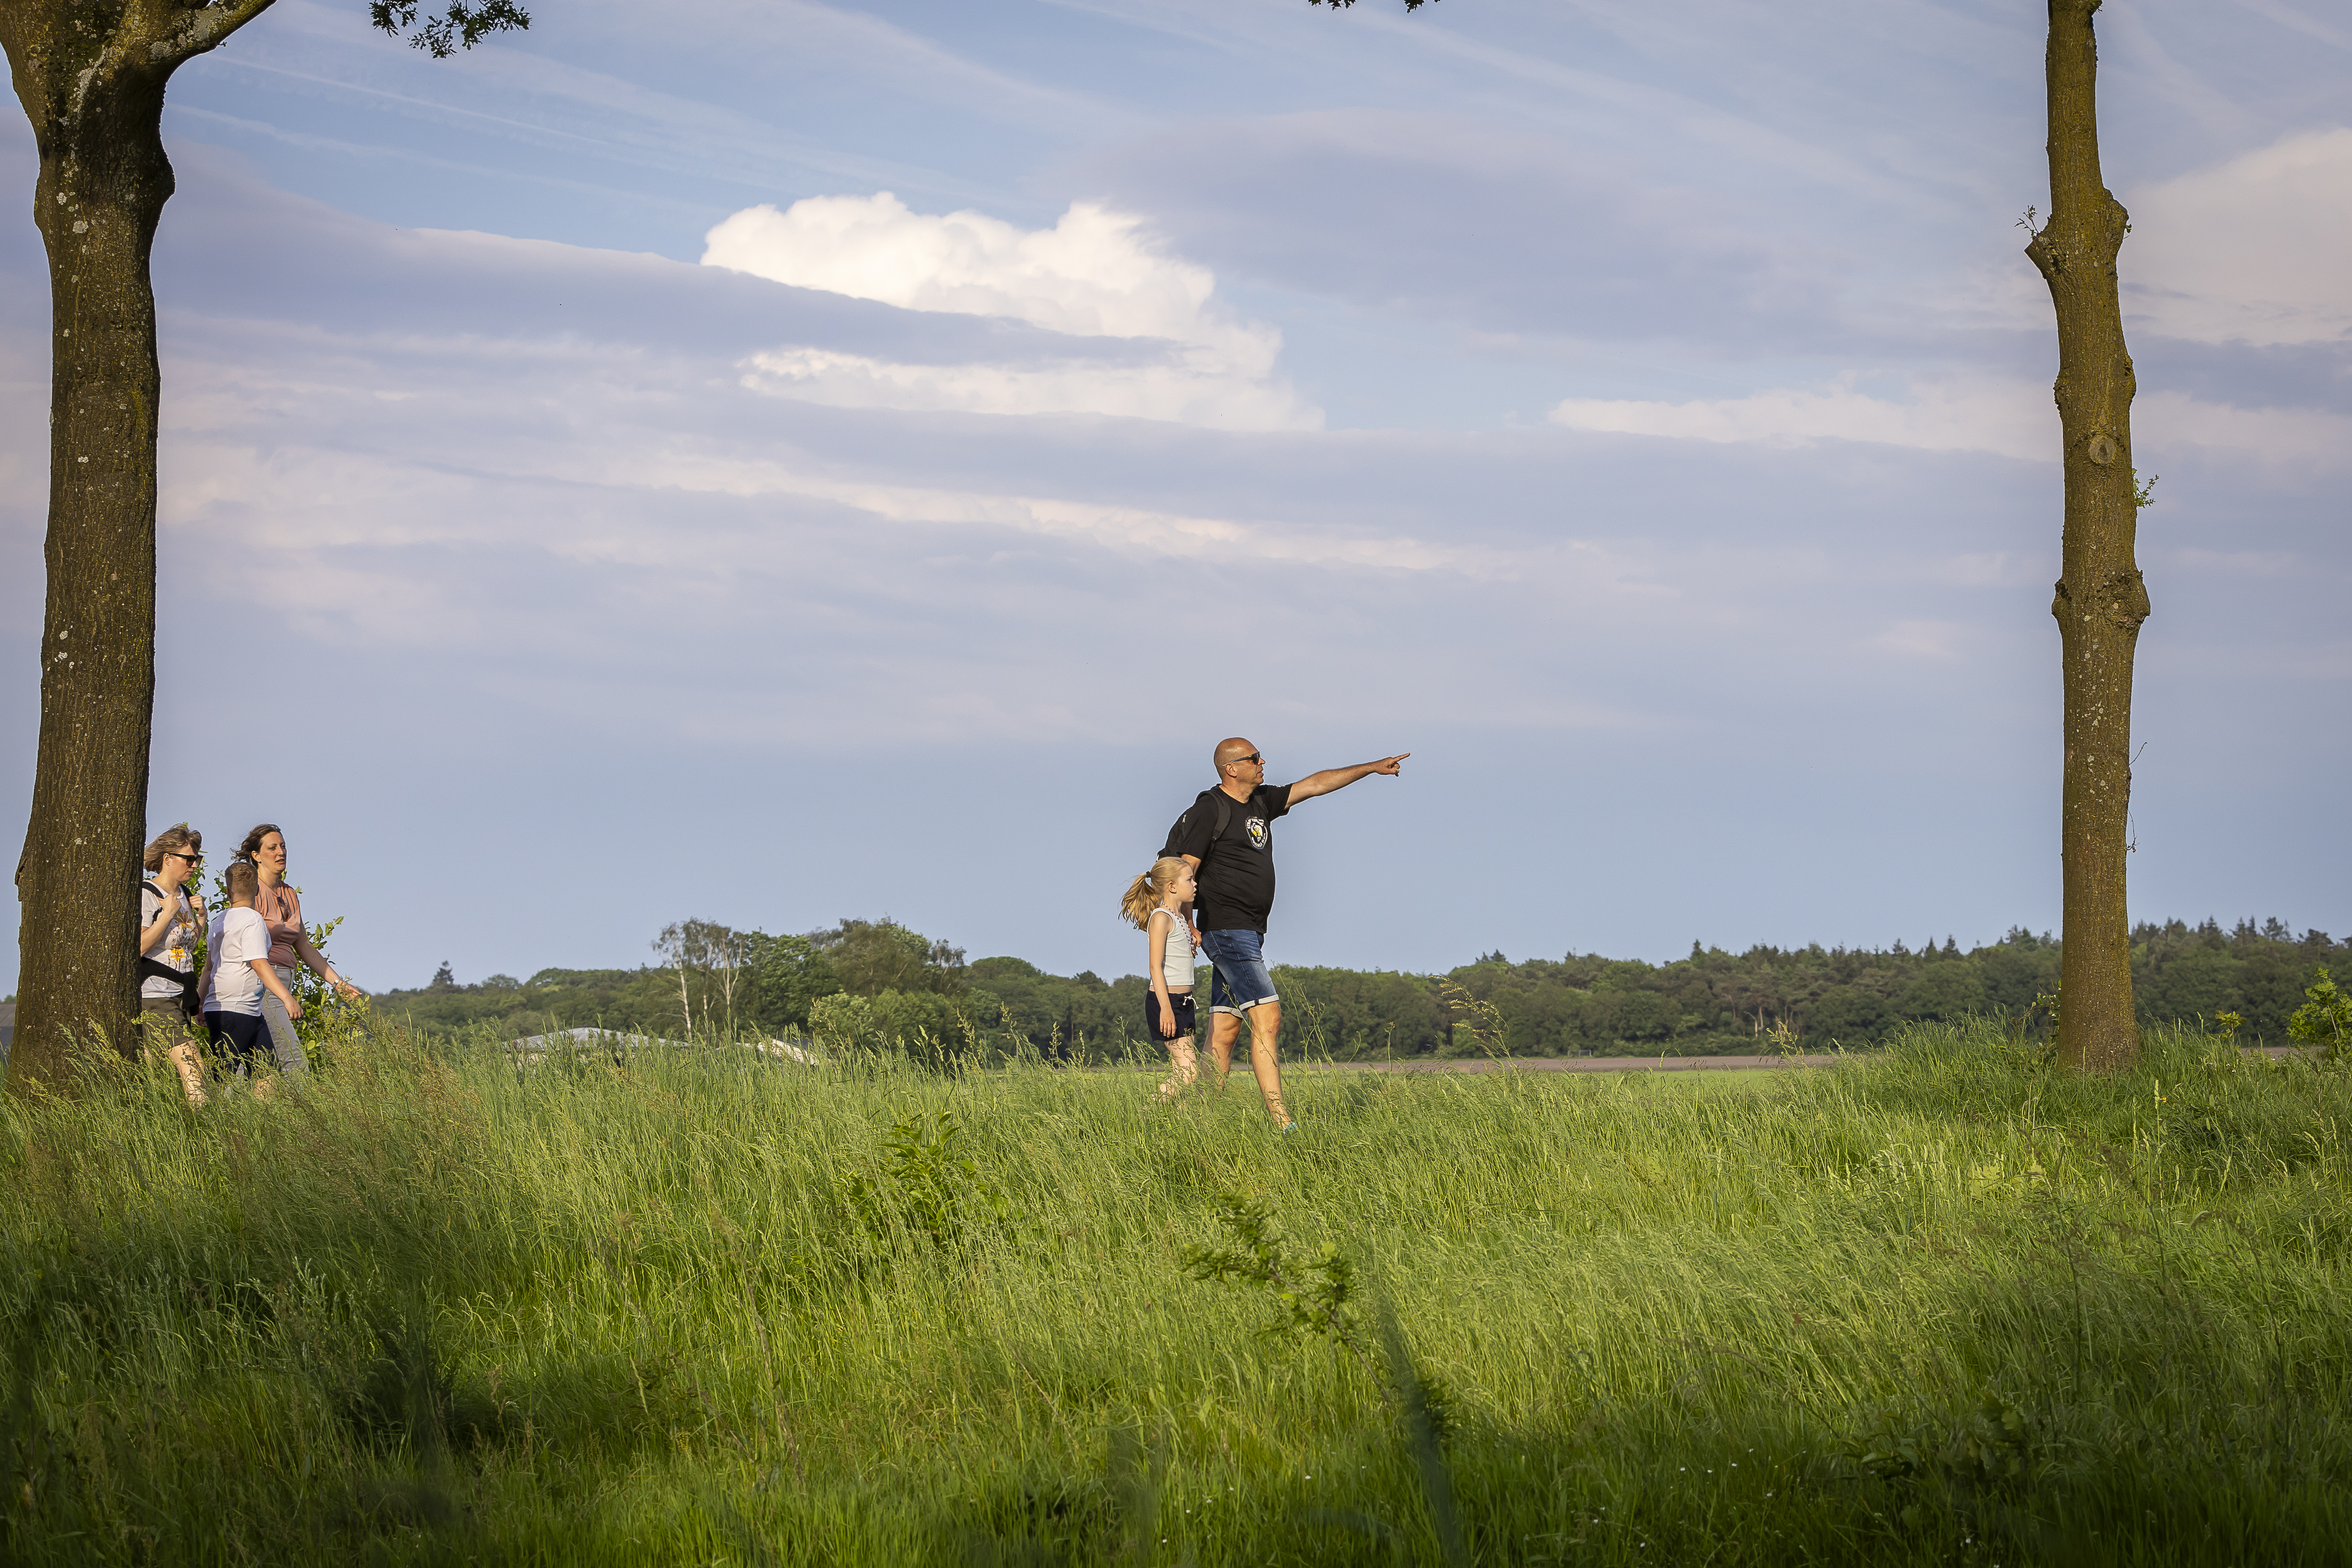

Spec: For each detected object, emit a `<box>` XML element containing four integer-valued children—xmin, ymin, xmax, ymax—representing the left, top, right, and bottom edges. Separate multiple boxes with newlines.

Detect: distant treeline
<box><xmin>367</xmin><ymin>916</ymin><xmax>2346</xmax><ymax>1061</ymax></box>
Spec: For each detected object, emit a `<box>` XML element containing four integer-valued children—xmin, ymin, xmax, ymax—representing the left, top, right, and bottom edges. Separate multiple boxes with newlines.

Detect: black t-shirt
<box><xmin>1171</xmin><ymin>784</ymin><xmax>1292</xmax><ymax>934</ymax></box>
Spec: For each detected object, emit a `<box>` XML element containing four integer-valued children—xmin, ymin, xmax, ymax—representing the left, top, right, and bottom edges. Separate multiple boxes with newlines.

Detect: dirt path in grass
<box><xmin>1296</xmin><ymin>1053</ymin><xmax>1847</xmax><ymax>1074</ymax></box>
<box><xmin>1296</xmin><ymin>1047</ymin><xmax>2314</xmax><ymax>1076</ymax></box>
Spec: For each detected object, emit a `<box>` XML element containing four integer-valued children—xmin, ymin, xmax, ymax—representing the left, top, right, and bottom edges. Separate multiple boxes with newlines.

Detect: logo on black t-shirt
<box><xmin>1247</xmin><ymin>817</ymin><xmax>1267</xmax><ymax>848</ymax></box>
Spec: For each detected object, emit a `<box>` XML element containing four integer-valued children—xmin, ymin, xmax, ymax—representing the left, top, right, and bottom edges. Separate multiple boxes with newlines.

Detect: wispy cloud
<box><xmin>2127</xmin><ymin>126</ymin><xmax>2352</xmax><ymax>347</ymax></box>
<box><xmin>1549</xmin><ymin>376</ymin><xmax>2053</xmax><ymax>461</ymax></box>
<box><xmin>2136</xmin><ymin>389</ymin><xmax>2352</xmax><ymax>467</ymax></box>
<box><xmin>2233</xmin><ymin>0</ymin><xmax>2352</xmax><ymax>52</ymax></box>
<box><xmin>1549</xmin><ymin>373</ymin><xmax>2352</xmax><ymax>469</ymax></box>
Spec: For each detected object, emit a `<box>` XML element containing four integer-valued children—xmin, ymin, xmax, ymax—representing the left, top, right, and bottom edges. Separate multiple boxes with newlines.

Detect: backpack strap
<box><xmin>136</xmin><ymin>881</ymin><xmax>202</xmax><ymax>1016</ymax></box>
<box><xmin>1192</xmin><ymin>793</ymin><xmax>1235</xmax><ymax>865</ymax></box>
<box><xmin>135</xmin><ymin>956</ymin><xmax>203</xmax><ymax>1018</ymax></box>
<box><xmin>1161</xmin><ymin>791</ymin><xmax>1239</xmax><ymax>864</ymax></box>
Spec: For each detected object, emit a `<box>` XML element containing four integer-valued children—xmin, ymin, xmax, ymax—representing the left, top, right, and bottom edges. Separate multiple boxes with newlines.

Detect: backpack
<box><xmin>137</xmin><ymin>880</ymin><xmax>203</xmax><ymax>1018</ymax></box>
<box><xmin>1159</xmin><ymin>792</ymin><xmax>1232</xmax><ymax>864</ymax></box>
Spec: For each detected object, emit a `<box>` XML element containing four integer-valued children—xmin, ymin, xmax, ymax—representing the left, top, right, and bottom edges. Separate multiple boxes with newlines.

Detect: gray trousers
<box><xmin>258</xmin><ymin>964</ymin><xmax>311</xmax><ymax>1078</ymax></box>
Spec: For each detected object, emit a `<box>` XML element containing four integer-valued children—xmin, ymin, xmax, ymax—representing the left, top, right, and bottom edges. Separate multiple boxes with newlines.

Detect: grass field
<box><xmin>4</xmin><ymin>1018</ymin><xmax>2350</xmax><ymax>1565</ymax></box>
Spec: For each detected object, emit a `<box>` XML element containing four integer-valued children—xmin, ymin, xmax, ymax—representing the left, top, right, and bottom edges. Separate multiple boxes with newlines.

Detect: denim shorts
<box><xmin>1145</xmin><ymin>991</ymin><xmax>1197</xmax><ymax>1040</ymax></box>
<box><xmin>1201</xmin><ymin>928</ymin><xmax>1279</xmax><ymax>1016</ymax></box>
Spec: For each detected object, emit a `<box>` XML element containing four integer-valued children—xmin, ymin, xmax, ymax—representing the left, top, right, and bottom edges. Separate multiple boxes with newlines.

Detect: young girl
<box><xmin>1122</xmin><ymin>856</ymin><xmax>1200</xmax><ymax>1099</ymax></box>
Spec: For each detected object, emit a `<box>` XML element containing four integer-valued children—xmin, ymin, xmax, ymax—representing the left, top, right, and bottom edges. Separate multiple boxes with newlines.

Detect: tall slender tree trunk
<box><xmin>2026</xmin><ymin>0</ymin><xmax>2147</xmax><ymax>1073</ymax></box>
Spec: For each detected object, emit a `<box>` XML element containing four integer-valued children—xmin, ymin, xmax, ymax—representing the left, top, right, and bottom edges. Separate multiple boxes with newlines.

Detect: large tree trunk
<box><xmin>2026</xmin><ymin>0</ymin><xmax>2147</xmax><ymax>1073</ymax></box>
<box><xmin>3</xmin><ymin>1</ymin><xmax>272</xmax><ymax>1092</ymax></box>
<box><xmin>7</xmin><ymin>32</ymin><xmax>172</xmax><ymax>1088</ymax></box>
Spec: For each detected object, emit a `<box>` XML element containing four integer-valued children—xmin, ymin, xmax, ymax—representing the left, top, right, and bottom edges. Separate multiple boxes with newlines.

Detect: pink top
<box><xmin>253</xmin><ymin>880</ymin><xmax>306</xmax><ymax>971</ymax></box>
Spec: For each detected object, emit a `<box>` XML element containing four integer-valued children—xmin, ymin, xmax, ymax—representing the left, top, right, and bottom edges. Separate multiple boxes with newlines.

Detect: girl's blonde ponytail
<box><xmin>1120</xmin><ymin>856</ymin><xmax>1192</xmax><ymax>929</ymax></box>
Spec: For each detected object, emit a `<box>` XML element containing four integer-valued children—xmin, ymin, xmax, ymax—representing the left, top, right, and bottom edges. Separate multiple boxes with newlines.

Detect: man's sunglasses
<box><xmin>1230</xmin><ymin>753</ymin><xmax>1262</xmax><ymax>766</ymax></box>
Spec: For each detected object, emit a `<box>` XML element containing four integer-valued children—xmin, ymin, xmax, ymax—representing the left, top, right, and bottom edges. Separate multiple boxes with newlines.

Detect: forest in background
<box><xmin>365</xmin><ymin>916</ymin><xmax>2348</xmax><ymax>1061</ymax></box>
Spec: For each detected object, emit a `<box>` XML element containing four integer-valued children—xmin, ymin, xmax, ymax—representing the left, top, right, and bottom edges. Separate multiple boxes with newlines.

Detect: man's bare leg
<box><xmin>1208</xmin><ymin>1009</ymin><xmax>1242</xmax><ymax>1084</ymax></box>
<box><xmin>1243</xmin><ymin>1000</ymin><xmax>1291</xmax><ymax>1127</ymax></box>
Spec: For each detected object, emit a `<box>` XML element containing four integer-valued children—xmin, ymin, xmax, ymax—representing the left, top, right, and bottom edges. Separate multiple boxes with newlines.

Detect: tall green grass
<box><xmin>3</xmin><ymin>1018</ymin><xmax>2349</xmax><ymax>1564</ymax></box>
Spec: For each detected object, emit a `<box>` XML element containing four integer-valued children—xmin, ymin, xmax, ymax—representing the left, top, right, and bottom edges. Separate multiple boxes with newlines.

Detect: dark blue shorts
<box><xmin>1145</xmin><ymin>991</ymin><xmax>1197</xmax><ymax>1040</ymax></box>
<box><xmin>204</xmin><ymin>1011</ymin><xmax>271</xmax><ymax>1074</ymax></box>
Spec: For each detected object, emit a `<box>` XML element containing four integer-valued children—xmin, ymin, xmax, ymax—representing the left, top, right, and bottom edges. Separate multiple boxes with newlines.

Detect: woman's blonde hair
<box><xmin>1120</xmin><ymin>857</ymin><xmax>1192</xmax><ymax>929</ymax></box>
<box><xmin>142</xmin><ymin>822</ymin><xmax>202</xmax><ymax>873</ymax></box>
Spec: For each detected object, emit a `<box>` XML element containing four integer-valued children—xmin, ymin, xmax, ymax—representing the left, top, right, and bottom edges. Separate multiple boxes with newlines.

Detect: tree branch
<box><xmin>159</xmin><ymin>0</ymin><xmax>282</xmax><ymax>64</ymax></box>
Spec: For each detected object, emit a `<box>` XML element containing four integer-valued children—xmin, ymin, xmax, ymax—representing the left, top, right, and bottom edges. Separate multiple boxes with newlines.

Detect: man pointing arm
<box><xmin>1173</xmin><ymin>737</ymin><xmax>1409</xmax><ymax>1130</ymax></box>
<box><xmin>1280</xmin><ymin>750</ymin><xmax>1412</xmax><ymax>803</ymax></box>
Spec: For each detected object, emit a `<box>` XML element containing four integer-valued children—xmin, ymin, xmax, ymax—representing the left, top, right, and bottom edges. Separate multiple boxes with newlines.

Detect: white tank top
<box><xmin>1149</xmin><ymin>908</ymin><xmax>1195</xmax><ymax>988</ymax></box>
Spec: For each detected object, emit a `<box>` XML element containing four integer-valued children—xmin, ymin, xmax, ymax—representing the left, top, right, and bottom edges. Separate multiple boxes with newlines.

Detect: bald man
<box><xmin>1167</xmin><ymin>737</ymin><xmax>1408</xmax><ymax>1130</ymax></box>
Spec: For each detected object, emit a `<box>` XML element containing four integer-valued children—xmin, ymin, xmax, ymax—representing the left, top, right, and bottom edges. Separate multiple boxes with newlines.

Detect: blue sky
<box><xmin>3</xmin><ymin>0</ymin><xmax>2348</xmax><ymax>992</ymax></box>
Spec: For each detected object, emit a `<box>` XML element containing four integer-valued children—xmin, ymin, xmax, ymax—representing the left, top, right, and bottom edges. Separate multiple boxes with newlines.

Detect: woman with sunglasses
<box><xmin>137</xmin><ymin>822</ymin><xmax>212</xmax><ymax>1104</ymax></box>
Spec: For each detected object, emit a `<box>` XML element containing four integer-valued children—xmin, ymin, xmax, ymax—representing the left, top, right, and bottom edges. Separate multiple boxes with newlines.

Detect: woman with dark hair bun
<box><xmin>236</xmin><ymin>824</ymin><xmax>361</xmax><ymax>1077</ymax></box>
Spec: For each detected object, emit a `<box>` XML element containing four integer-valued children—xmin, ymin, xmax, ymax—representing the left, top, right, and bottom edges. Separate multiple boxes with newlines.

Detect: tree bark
<box><xmin>2026</xmin><ymin>0</ymin><xmax>2147</xmax><ymax>1073</ymax></box>
<box><xmin>3</xmin><ymin>0</ymin><xmax>275</xmax><ymax>1092</ymax></box>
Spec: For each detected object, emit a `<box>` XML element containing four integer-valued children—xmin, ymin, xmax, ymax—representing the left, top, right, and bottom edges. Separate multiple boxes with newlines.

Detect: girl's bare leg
<box><xmin>1157</xmin><ymin>1034</ymin><xmax>1199</xmax><ymax>1098</ymax></box>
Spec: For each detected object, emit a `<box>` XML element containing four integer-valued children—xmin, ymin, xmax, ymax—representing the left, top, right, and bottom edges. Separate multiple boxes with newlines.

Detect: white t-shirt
<box><xmin>203</xmin><ymin>907</ymin><xmax>271</xmax><ymax>1016</ymax></box>
<box><xmin>140</xmin><ymin>883</ymin><xmax>199</xmax><ymax>999</ymax></box>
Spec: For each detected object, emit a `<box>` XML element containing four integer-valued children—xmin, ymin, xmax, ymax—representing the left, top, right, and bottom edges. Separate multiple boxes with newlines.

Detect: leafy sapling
<box><xmin>2288</xmin><ymin>967</ymin><xmax>2352</xmax><ymax>1056</ymax></box>
<box><xmin>1181</xmin><ymin>1192</ymin><xmax>1384</xmax><ymax>1390</ymax></box>
<box><xmin>842</xmin><ymin>1110</ymin><xmax>1012</xmax><ymax>1252</ymax></box>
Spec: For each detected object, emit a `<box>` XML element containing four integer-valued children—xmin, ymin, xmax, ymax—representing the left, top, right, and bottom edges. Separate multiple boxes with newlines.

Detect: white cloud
<box><xmin>2126</xmin><ymin>126</ymin><xmax>2352</xmax><ymax>346</ymax></box>
<box><xmin>706</xmin><ymin>193</ymin><xmax>1198</xmax><ymax>338</ymax></box>
<box><xmin>702</xmin><ymin>192</ymin><xmax>1316</xmax><ymax>429</ymax></box>
<box><xmin>1549</xmin><ymin>376</ymin><xmax>2053</xmax><ymax>462</ymax></box>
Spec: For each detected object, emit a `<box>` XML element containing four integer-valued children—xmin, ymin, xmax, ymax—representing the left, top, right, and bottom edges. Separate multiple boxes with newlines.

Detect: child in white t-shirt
<box><xmin>202</xmin><ymin>861</ymin><xmax>303</xmax><ymax>1080</ymax></box>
